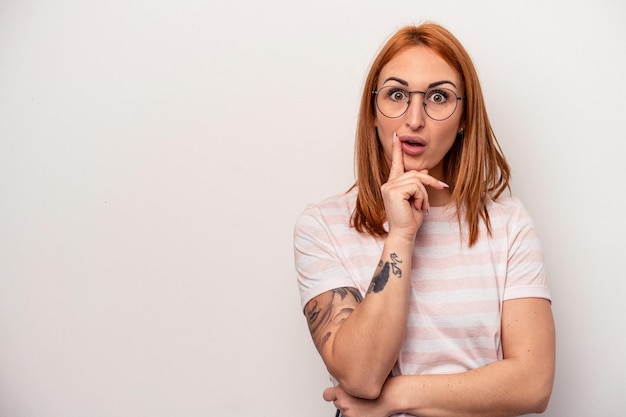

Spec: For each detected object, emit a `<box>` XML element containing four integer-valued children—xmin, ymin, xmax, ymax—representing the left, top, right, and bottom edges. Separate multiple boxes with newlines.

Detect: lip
<box><xmin>398</xmin><ymin>135</ymin><xmax>426</xmax><ymax>156</ymax></box>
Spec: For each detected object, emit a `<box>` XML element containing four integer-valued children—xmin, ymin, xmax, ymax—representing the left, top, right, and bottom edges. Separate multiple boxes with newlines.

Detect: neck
<box><xmin>428</xmin><ymin>187</ymin><xmax>452</xmax><ymax>207</ymax></box>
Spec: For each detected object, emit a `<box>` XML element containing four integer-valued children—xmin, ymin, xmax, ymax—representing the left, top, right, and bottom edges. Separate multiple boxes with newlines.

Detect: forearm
<box><xmin>327</xmin><ymin>234</ymin><xmax>414</xmax><ymax>398</ymax></box>
<box><xmin>380</xmin><ymin>299</ymin><xmax>555</xmax><ymax>416</ymax></box>
<box><xmin>383</xmin><ymin>359</ymin><xmax>553</xmax><ymax>417</ymax></box>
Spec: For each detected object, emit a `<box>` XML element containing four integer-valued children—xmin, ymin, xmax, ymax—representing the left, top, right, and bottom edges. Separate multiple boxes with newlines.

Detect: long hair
<box><xmin>351</xmin><ymin>23</ymin><xmax>510</xmax><ymax>246</ymax></box>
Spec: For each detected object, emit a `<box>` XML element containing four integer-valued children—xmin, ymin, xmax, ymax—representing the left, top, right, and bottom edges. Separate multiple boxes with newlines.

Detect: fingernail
<box><xmin>393</xmin><ymin>132</ymin><xmax>398</xmax><ymax>143</ymax></box>
<box><xmin>438</xmin><ymin>181</ymin><xmax>449</xmax><ymax>188</ymax></box>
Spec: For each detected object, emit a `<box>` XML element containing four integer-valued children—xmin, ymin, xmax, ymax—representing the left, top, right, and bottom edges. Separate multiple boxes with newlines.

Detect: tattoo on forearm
<box><xmin>389</xmin><ymin>253</ymin><xmax>403</xmax><ymax>276</ymax></box>
<box><xmin>304</xmin><ymin>253</ymin><xmax>403</xmax><ymax>353</ymax></box>
<box><xmin>304</xmin><ymin>287</ymin><xmax>363</xmax><ymax>352</ymax></box>
<box><xmin>368</xmin><ymin>252</ymin><xmax>403</xmax><ymax>294</ymax></box>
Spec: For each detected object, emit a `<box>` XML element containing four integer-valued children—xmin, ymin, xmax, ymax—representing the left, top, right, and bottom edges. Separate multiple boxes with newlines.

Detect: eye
<box><xmin>386</xmin><ymin>88</ymin><xmax>409</xmax><ymax>102</ymax></box>
<box><xmin>426</xmin><ymin>89</ymin><xmax>450</xmax><ymax>104</ymax></box>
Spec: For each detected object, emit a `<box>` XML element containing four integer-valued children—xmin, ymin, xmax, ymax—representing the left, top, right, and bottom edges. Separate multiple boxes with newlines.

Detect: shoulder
<box><xmin>296</xmin><ymin>188</ymin><xmax>357</xmax><ymax>228</ymax></box>
<box><xmin>483</xmin><ymin>195</ymin><xmax>541</xmax><ymax>240</ymax></box>
<box><xmin>485</xmin><ymin>195</ymin><xmax>545</xmax><ymax>255</ymax></box>
<box><xmin>488</xmin><ymin>195</ymin><xmax>526</xmax><ymax>212</ymax></box>
<box><xmin>486</xmin><ymin>195</ymin><xmax>534</xmax><ymax>222</ymax></box>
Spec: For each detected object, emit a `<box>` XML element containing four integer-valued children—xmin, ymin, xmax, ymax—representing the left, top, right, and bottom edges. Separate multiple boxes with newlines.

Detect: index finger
<box><xmin>388</xmin><ymin>132</ymin><xmax>404</xmax><ymax>180</ymax></box>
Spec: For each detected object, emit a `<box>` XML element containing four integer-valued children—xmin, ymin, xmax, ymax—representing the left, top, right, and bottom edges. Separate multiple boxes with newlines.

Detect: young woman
<box><xmin>294</xmin><ymin>23</ymin><xmax>555</xmax><ymax>417</ymax></box>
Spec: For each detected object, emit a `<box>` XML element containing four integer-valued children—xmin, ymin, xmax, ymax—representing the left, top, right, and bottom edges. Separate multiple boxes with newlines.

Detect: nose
<box><xmin>404</xmin><ymin>94</ymin><xmax>426</xmax><ymax>130</ymax></box>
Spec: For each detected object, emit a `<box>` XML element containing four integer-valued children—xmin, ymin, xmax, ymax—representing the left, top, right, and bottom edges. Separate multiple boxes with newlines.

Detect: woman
<box><xmin>294</xmin><ymin>23</ymin><xmax>555</xmax><ymax>417</ymax></box>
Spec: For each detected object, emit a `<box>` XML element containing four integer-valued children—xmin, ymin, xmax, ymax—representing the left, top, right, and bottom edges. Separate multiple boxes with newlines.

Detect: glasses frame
<box><xmin>372</xmin><ymin>86</ymin><xmax>465</xmax><ymax>121</ymax></box>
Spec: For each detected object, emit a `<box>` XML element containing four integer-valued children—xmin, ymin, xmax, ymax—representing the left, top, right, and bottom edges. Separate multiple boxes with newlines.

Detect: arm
<box><xmin>304</xmin><ymin>133</ymin><xmax>448</xmax><ymax>399</ymax></box>
<box><xmin>325</xmin><ymin>297</ymin><xmax>556</xmax><ymax>417</ymax></box>
<box><xmin>304</xmin><ymin>235</ymin><xmax>414</xmax><ymax>399</ymax></box>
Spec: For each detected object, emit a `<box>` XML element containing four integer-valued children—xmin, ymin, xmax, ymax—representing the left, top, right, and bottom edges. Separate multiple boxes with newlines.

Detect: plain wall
<box><xmin>1</xmin><ymin>0</ymin><xmax>625</xmax><ymax>415</ymax></box>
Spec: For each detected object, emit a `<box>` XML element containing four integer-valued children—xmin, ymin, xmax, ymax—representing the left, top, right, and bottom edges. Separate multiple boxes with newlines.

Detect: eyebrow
<box><xmin>382</xmin><ymin>77</ymin><xmax>458</xmax><ymax>89</ymax></box>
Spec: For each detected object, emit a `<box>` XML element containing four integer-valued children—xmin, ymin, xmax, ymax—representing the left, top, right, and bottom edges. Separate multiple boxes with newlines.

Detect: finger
<box><xmin>430</xmin><ymin>178</ymin><xmax>450</xmax><ymax>190</ymax></box>
<box><xmin>412</xmin><ymin>184</ymin><xmax>429</xmax><ymax>212</ymax></box>
<box><xmin>322</xmin><ymin>387</ymin><xmax>337</xmax><ymax>402</ymax></box>
<box><xmin>388</xmin><ymin>132</ymin><xmax>404</xmax><ymax>180</ymax></box>
<box><xmin>385</xmin><ymin>178</ymin><xmax>429</xmax><ymax>214</ymax></box>
<box><xmin>413</xmin><ymin>169</ymin><xmax>450</xmax><ymax>190</ymax></box>
<box><xmin>411</xmin><ymin>195</ymin><xmax>425</xmax><ymax>212</ymax></box>
<box><xmin>407</xmin><ymin>174</ymin><xmax>431</xmax><ymax>212</ymax></box>
<box><xmin>414</xmin><ymin>172</ymin><xmax>430</xmax><ymax>211</ymax></box>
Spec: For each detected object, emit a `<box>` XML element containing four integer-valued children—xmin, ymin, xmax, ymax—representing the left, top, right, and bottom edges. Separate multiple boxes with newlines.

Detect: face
<box><xmin>375</xmin><ymin>45</ymin><xmax>465</xmax><ymax>179</ymax></box>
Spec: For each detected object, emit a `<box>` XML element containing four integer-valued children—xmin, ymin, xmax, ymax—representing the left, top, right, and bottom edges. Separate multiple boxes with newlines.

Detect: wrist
<box><xmin>385</xmin><ymin>230</ymin><xmax>417</xmax><ymax>246</ymax></box>
<box><xmin>380</xmin><ymin>376</ymin><xmax>408</xmax><ymax>416</ymax></box>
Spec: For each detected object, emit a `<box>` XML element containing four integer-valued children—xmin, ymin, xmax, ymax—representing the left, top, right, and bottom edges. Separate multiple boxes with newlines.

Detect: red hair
<box><xmin>351</xmin><ymin>23</ymin><xmax>510</xmax><ymax>246</ymax></box>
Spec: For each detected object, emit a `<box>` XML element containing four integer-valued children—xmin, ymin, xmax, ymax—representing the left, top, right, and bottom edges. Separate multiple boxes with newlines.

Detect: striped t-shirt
<box><xmin>294</xmin><ymin>187</ymin><xmax>550</xmax><ymax>377</ymax></box>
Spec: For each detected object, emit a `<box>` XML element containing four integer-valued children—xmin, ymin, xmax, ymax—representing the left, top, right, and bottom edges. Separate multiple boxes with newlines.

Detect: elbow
<box><xmin>531</xmin><ymin>386</ymin><xmax>552</xmax><ymax>414</ymax></box>
<box><xmin>333</xmin><ymin>373</ymin><xmax>385</xmax><ymax>400</ymax></box>
<box><xmin>341</xmin><ymin>380</ymin><xmax>383</xmax><ymax>400</ymax></box>
<box><xmin>326</xmin><ymin>357</ymin><xmax>389</xmax><ymax>399</ymax></box>
<box><xmin>527</xmin><ymin>395</ymin><xmax>551</xmax><ymax>415</ymax></box>
<box><xmin>525</xmin><ymin>374</ymin><xmax>554</xmax><ymax>414</ymax></box>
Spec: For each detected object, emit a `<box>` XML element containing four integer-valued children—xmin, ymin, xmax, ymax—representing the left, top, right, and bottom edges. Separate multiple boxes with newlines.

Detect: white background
<box><xmin>1</xmin><ymin>0</ymin><xmax>625</xmax><ymax>416</ymax></box>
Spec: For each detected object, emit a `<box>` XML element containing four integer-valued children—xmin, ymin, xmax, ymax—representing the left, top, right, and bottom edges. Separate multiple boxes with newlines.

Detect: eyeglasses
<box><xmin>373</xmin><ymin>86</ymin><xmax>464</xmax><ymax>121</ymax></box>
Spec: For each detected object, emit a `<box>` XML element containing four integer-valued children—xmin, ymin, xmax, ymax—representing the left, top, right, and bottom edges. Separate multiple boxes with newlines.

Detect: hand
<box><xmin>381</xmin><ymin>132</ymin><xmax>449</xmax><ymax>239</ymax></box>
<box><xmin>323</xmin><ymin>385</ymin><xmax>388</xmax><ymax>417</ymax></box>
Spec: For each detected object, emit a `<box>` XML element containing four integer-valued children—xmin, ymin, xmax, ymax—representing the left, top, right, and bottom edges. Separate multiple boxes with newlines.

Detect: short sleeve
<box><xmin>503</xmin><ymin>201</ymin><xmax>551</xmax><ymax>302</ymax></box>
<box><xmin>293</xmin><ymin>205</ymin><xmax>358</xmax><ymax>310</ymax></box>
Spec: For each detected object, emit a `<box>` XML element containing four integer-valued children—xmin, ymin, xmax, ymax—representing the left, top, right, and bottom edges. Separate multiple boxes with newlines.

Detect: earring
<box><xmin>457</xmin><ymin>129</ymin><xmax>464</xmax><ymax>139</ymax></box>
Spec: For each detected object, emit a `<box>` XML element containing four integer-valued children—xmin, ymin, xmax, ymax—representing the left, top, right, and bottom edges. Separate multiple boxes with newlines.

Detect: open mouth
<box><xmin>399</xmin><ymin>136</ymin><xmax>426</xmax><ymax>155</ymax></box>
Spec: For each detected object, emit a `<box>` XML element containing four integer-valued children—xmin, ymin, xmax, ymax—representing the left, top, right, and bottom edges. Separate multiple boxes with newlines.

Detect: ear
<box><xmin>458</xmin><ymin>119</ymin><xmax>466</xmax><ymax>133</ymax></box>
<box><xmin>456</xmin><ymin>124</ymin><xmax>465</xmax><ymax>140</ymax></box>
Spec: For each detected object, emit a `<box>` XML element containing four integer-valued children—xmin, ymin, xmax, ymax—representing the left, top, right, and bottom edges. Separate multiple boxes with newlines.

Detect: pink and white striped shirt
<box><xmin>294</xmin><ymin>187</ymin><xmax>550</xmax><ymax>377</ymax></box>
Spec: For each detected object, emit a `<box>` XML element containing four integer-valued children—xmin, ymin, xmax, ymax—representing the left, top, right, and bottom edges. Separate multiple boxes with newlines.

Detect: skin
<box><xmin>304</xmin><ymin>45</ymin><xmax>555</xmax><ymax>416</ymax></box>
<box><xmin>375</xmin><ymin>45</ymin><xmax>465</xmax><ymax>209</ymax></box>
<box><xmin>304</xmin><ymin>45</ymin><xmax>459</xmax><ymax>398</ymax></box>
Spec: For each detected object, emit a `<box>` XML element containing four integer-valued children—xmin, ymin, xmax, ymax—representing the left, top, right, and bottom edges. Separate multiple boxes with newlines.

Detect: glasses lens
<box><xmin>375</xmin><ymin>87</ymin><xmax>461</xmax><ymax>120</ymax></box>
<box><xmin>375</xmin><ymin>86</ymin><xmax>410</xmax><ymax>118</ymax></box>
<box><xmin>423</xmin><ymin>88</ymin><xmax>459</xmax><ymax>121</ymax></box>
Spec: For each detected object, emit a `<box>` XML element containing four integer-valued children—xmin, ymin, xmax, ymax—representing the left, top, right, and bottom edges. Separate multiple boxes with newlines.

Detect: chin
<box><xmin>403</xmin><ymin>161</ymin><xmax>429</xmax><ymax>173</ymax></box>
